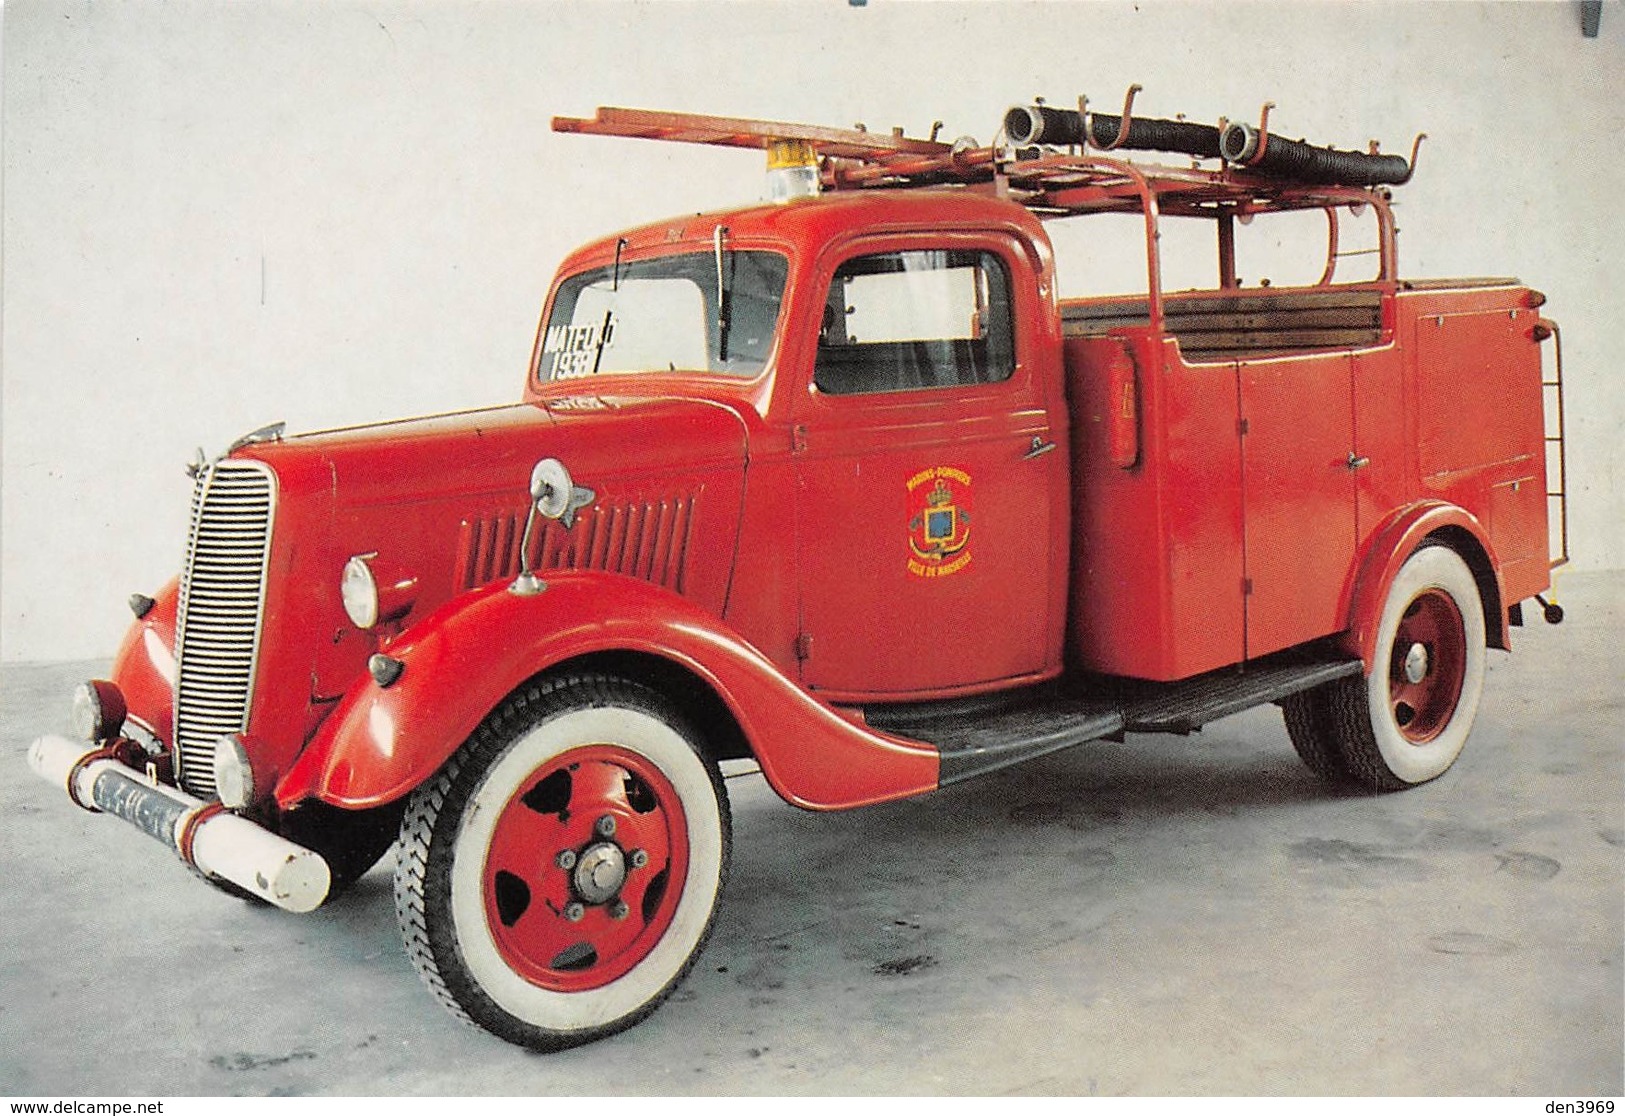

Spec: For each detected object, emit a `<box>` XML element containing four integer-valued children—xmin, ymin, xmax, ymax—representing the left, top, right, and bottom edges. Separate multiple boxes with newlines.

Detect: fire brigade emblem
<box><xmin>907</xmin><ymin>466</ymin><xmax>972</xmax><ymax>578</ymax></box>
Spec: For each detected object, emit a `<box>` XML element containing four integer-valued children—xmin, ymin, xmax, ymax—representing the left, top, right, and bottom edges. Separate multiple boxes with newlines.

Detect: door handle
<box><xmin>1024</xmin><ymin>436</ymin><xmax>1057</xmax><ymax>460</ymax></box>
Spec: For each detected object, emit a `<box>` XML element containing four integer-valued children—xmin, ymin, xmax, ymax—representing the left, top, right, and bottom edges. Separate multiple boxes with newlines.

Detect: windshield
<box><xmin>539</xmin><ymin>249</ymin><xmax>789</xmax><ymax>381</ymax></box>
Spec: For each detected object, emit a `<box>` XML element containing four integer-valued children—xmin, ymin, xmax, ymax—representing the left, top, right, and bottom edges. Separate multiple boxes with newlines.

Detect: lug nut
<box><xmin>610</xmin><ymin>900</ymin><xmax>630</xmax><ymax>921</ymax></box>
<box><xmin>595</xmin><ymin>814</ymin><xmax>617</xmax><ymax>838</ymax></box>
<box><xmin>556</xmin><ymin>849</ymin><xmax>578</xmax><ymax>871</ymax></box>
<box><xmin>563</xmin><ymin>902</ymin><xmax>586</xmax><ymax>922</ymax></box>
<box><xmin>629</xmin><ymin>849</ymin><xmax>649</xmax><ymax>870</ymax></box>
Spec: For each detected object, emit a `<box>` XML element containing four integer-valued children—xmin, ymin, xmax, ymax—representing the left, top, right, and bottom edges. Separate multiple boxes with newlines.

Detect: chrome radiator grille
<box><xmin>174</xmin><ymin>460</ymin><xmax>276</xmax><ymax>797</ymax></box>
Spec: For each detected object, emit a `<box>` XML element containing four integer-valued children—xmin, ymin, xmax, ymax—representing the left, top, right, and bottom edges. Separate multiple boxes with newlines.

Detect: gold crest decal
<box><xmin>906</xmin><ymin>466</ymin><xmax>972</xmax><ymax>578</ymax></box>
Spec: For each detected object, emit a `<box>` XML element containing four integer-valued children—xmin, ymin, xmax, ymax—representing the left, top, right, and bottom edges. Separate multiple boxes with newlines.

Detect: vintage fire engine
<box><xmin>30</xmin><ymin>97</ymin><xmax>1569</xmax><ymax>1050</ymax></box>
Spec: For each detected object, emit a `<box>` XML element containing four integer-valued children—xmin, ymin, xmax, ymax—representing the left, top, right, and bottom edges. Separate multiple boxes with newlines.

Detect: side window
<box><xmin>814</xmin><ymin>249</ymin><xmax>1014</xmax><ymax>395</ymax></box>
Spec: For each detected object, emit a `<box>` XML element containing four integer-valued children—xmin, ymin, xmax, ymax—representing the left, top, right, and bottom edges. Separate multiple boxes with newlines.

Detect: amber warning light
<box><xmin>766</xmin><ymin>138</ymin><xmax>819</xmax><ymax>202</ymax></box>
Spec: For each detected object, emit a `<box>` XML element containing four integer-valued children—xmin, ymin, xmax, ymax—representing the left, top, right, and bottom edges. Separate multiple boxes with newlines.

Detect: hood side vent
<box><xmin>458</xmin><ymin>492</ymin><xmax>697</xmax><ymax>594</ymax></box>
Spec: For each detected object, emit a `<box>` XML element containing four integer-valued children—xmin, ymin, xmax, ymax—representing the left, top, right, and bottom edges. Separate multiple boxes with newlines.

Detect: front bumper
<box><xmin>28</xmin><ymin>734</ymin><xmax>330</xmax><ymax>913</ymax></box>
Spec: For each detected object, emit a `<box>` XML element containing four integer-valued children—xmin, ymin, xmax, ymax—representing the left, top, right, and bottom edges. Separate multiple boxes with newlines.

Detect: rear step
<box><xmin>862</xmin><ymin>654</ymin><xmax>1365</xmax><ymax>787</ymax></box>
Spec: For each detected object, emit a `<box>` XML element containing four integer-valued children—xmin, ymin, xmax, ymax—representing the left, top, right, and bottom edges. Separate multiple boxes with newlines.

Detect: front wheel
<box><xmin>1285</xmin><ymin>544</ymin><xmax>1486</xmax><ymax>791</ymax></box>
<box><xmin>395</xmin><ymin>673</ymin><xmax>730</xmax><ymax>1050</ymax></box>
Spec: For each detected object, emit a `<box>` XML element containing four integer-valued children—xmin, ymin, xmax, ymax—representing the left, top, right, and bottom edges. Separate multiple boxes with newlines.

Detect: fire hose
<box><xmin>1218</xmin><ymin>122</ymin><xmax>1413</xmax><ymax>186</ymax></box>
<box><xmin>1004</xmin><ymin>103</ymin><xmax>1222</xmax><ymax>160</ymax></box>
<box><xmin>1003</xmin><ymin>102</ymin><xmax>1417</xmax><ymax>187</ymax></box>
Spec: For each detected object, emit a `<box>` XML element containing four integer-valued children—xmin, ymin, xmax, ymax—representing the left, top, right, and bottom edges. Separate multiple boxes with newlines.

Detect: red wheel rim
<box><xmin>1387</xmin><ymin>588</ymin><xmax>1467</xmax><ymax>744</ymax></box>
<box><xmin>483</xmin><ymin>744</ymin><xmax>689</xmax><ymax>992</ymax></box>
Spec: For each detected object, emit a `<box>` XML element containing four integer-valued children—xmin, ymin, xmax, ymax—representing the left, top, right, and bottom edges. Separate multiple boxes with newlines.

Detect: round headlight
<box><xmin>70</xmin><ymin>680</ymin><xmax>127</xmax><ymax>743</ymax></box>
<box><xmin>342</xmin><ymin>555</ymin><xmax>380</xmax><ymax>629</ymax></box>
<box><xmin>212</xmin><ymin>734</ymin><xmax>255</xmax><ymax>809</ymax></box>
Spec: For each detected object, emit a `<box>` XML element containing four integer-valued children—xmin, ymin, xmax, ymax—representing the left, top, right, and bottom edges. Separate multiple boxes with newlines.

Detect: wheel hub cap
<box><xmin>1389</xmin><ymin>590</ymin><xmax>1468</xmax><ymax>744</ymax></box>
<box><xmin>1403</xmin><ymin>641</ymin><xmax>1430</xmax><ymax>685</ymax></box>
<box><xmin>573</xmin><ymin>842</ymin><xmax>627</xmax><ymax>904</ymax></box>
<box><xmin>481</xmin><ymin>743</ymin><xmax>689</xmax><ymax>993</ymax></box>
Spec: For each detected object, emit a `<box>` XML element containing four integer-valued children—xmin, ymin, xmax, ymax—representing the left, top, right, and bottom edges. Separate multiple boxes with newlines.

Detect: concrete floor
<box><xmin>2</xmin><ymin>573</ymin><xmax>1620</xmax><ymax>1097</ymax></box>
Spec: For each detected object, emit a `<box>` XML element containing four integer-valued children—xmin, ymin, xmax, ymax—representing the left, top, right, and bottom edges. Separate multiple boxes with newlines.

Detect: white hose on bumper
<box><xmin>28</xmin><ymin>734</ymin><xmax>330</xmax><ymax>913</ymax></box>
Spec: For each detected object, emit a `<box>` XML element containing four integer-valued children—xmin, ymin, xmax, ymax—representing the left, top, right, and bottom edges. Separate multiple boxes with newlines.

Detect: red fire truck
<box><xmin>30</xmin><ymin>99</ymin><xmax>1568</xmax><ymax>1050</ymax></box>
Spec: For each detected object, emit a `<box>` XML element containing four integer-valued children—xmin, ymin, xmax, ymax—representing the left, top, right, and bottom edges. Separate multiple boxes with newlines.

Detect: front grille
<box><xmin>174</xmin><ymin>460</ymin><xmax>276</xmax><ymax>797</ymax></box>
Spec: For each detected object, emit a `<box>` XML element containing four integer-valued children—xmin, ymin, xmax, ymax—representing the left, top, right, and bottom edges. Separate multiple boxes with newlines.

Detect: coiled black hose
<box><xmin>1219</xmin><ymin>122</ymin><xmax>1412</xmax><ymax>186</ymax></box>
<box><xmin>1004</xmin><ymin>104</ymin><xmax>1222</xmax><ymax>160</ymax></box>
<box><xmin>1005</xmin><ymin>103</ymin><xmax>1415</xmax><ymax>187</ymax></box>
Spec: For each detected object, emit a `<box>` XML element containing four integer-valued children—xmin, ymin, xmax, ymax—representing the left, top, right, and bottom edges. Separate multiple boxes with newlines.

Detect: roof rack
<box><xmin>552</xmin><ymin>102</ymin><xmax>1424</xmax><ymax>220</ymax></box>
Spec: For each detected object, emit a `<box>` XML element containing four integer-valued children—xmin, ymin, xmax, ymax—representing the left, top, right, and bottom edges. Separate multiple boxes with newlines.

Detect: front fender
<box><xmin>274</xmin><ymin>571</ymin><xmax>940</xmax><ymax>813</ymax></box>
<box><xmin>110</xmin><ymin>577</ymin><xmax>180</xmax><ymax>746</ymax></box>
<box><xmin>1340</xmin><ymin>501</ymin><xmax>1508</xmax><ymax>672</ymax></box>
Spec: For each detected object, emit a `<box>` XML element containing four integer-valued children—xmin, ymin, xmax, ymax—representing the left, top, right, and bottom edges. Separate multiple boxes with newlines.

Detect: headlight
<box><xmin>342</xmin><ymin>553</ymin><xmax>418</xmax><ymax>630</ymax></box>
<box><xmin>342</xmin><ymin>555</ymin><xmax>381</xmax><ymax>629</ymax></box>
<box><xmin>70</xmin><ymin>680</ymin><xmax>127</xmax><ymax>743</ymax></box>
<box><xmin>212</xmin><ymin>734</ymin><xmax>255</xmax><ymax>809</ymax></box>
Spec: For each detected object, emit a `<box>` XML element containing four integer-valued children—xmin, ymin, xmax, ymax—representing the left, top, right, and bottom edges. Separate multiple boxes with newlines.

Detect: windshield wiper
<box><xmin>713</xmin><ymin>225</ymin><xmax>732</xmax><ymax>364</ymax></box>
<box><xmin>589</xmin><ymin>238</ymin><xmax>627</xmax><ymax>376</ymax></box>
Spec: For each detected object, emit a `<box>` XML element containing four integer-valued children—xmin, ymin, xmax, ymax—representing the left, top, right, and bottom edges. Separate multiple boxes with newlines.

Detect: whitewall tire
<box><xmin>1283</xmin><ymin>544</ymin><xmax>1487</xmax><ymax>791</ymax></box>
<box><xmin>395</xmin><ymin>673</ymin><xmax>729</xmax><ymax>1050</ymax></box>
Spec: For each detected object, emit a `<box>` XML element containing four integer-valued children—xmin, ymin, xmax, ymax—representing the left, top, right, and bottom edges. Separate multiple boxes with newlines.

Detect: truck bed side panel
<box><xmin>1237</xmin><ymin>350</ymin><xmax>1358</xmax><ymax>659</ymax></box>
<box><xmin>1066</xmin><ymin>332</ymin><xmax>1245</xmax><ymax>681</ymax></box>
<box><xmin>1400</xmin><ymin>289</ymin><xmax>1550</xmax><ymax>605</ymax></box>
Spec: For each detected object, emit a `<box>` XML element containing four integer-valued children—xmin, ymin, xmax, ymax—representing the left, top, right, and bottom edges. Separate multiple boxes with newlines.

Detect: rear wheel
<box><xmin>395</xmin><ymin>673</ymin><xmax>729</xmax><ymax>1050</ymax></box>
<box><xmin>1286</xmin><ymin>545</ymin><xmax>1486</xmax><ymax>791</ymax></box>
<box><xmin>1281</xmin><ymin>688</ymin><xmax>1355</xmax><ymax>785</ymax></box>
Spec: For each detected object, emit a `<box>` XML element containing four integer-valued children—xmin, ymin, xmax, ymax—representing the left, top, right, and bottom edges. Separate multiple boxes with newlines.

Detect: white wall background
<box><xmin>4</xmin><ymin>0</ymin><xmax>1622</xmax><ymax>663</ymax></box>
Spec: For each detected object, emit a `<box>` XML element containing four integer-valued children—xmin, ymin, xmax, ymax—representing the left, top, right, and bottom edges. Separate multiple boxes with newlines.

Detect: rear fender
<box><xmin>274</xmin><ymin>571</ymin><xmax>939</xmax><ymax>813</ymax></box>
<box><xmin>1341</xmin><ymin>501</ymin><xmax>1508</xmax><ymax>672</ymax></box>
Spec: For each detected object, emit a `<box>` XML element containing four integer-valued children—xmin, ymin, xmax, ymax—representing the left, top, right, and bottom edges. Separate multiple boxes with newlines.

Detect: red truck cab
<box><xmin>30</xmin><ymin>103</ymin><xmax>1567</xmax><ymax>1052</ymax></box>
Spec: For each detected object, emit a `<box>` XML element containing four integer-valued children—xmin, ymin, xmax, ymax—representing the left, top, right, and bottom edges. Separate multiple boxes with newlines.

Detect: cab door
<box><xmin>792</xmin><ymin>238</ymin><xmax>1064</xmax><ymax>700</ymax></box>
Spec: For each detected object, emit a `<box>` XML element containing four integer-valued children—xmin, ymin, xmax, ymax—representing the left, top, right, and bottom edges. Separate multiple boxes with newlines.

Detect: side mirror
<box><xmin>511</xmin><ymin>458</ymin><xmax>597</xmax><ymax>597</ymax></box>
<box><xmin>529</xmin><ymin>458</ymin><xmax>597</xmax><ymax>530</ymax></box>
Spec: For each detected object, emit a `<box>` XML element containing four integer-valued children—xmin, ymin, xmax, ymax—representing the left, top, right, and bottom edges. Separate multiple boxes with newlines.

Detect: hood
<box><xmin>249</xmin><ymin>395</ymin><xmax>748</xmax><ymax>508</ymax></box>
<box><xmin>224</xmin><ymin>394</ymin><xmax>750</xmax><ymax>756</ymax></box>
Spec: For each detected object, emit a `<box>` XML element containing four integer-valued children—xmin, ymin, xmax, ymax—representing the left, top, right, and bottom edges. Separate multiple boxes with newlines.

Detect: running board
<box><xmin>867</xmin><ymin>695</ymin><xmax>1125</xmax><ymax>787</ymax></box>
<box><xmin>861</xmin><ymin>654</ymin><xmax>1365</xmax><ymax>787</ymax></box>
<box><xmin>1118</xmin><ymin>657</ymin><xmax>1364</xmax><ymax>734</ymax></box>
